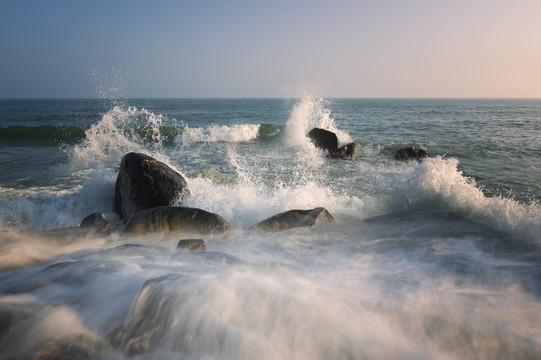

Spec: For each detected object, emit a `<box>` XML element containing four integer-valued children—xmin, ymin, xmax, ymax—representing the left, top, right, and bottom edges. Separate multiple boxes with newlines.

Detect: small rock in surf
<box><xmin>330</xmin><ymin>142</ymin><xmax>359</xmax><ymax>159</ymax></box>
<box><xmin>395</xmin><ymin>147</ymin><xmax>430</xmax><ymax>161</ymax></box>
<box><xmin>80</xmin><ymin>212</ymin><xmax>111</xmax><ymax>235</ymax></box>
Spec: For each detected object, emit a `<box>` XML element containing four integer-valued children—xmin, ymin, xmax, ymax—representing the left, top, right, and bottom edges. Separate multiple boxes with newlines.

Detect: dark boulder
<box><xmin>307</xmin><ymin>128</ymin><xmax>338</xmax><ymax>153</ymax></box>
<box><xmin>330</xmin><ymin>142</ymin><xmax>359</xmax><ymax>159</ymax></box>
<box><xmin>395</xmin><ymin>147</ymin><xmax>430</xmax><ymax>161</ymax></box>
<box><xmin>80</xmin><ymin>213</ymin><xmax>111</xmax><ymax>235</ymax></box>
<box><xmin>113</xmin><ymin>152</ymin><xmax>190</xmax><ymax>222</ymax></box>
<box><xmin>253</xmin><ymin>207</ymin><xmax>335</xmax><ymax>231</ymax></box>
<box><xmin>123</xmin><ymin>206</ymin><xmax>230</xmax><ymax>235</ymax></box>
<box><xmin>176</xmin><ymin>239</ymin><xmax>206</xmax><ymax>251</ymax></box>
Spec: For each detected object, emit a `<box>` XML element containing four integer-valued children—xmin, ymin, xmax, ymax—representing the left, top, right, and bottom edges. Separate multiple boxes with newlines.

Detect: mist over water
<box><xmin>0</xmin><ymin>97</ymin><xmax>540</xmax><ymax>359</ymax></box>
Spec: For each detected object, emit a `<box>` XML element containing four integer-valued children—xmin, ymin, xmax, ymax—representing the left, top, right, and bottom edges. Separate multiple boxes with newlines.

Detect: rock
<box><xmin>307</xmin><ymin>128</ymin><xmax>338</xmax><ymax>153</ymax></box>
<box><xmin>176</xmin><ymin>239</ymin><xmax>206</xmax><ymax>251</ymax></box>
<box><xmin>330</xmin><ymin>142</ymin><xmax>359</xmax><ymax>158</ymax></box>
<box><xmin>113</xmin><ymin>152</ymin><xmax>190</xmax><ymax>222</ymax></box>
<box><xmin>253</xmin><ymin>207</ymin><xmax>335</xmax><ymax>231</ymax></box>
<box><xmin>395</xmin><ymin>147</ymin><xmax>430</xmax><ymax>161</ymax></box>
<box><xmin>123</xmin><ymin>206</ymin><xmax>230</xmax><ymax>235</ymax></box>
<box><xmin>80</xmin><ymin>213</ymin><xmax>111</xmax><ymax>235</ymax></box>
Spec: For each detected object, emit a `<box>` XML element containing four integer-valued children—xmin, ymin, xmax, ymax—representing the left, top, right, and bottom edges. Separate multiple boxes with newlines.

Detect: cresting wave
<box><xmin>0</xmin><ymin>125</ymin><xmax>88</xmax><ymax>145</ymax></box>
<box><xmin>381</xmin><ymin>156</ymin><xmax>541</xmax><ymax>240</ymax></box>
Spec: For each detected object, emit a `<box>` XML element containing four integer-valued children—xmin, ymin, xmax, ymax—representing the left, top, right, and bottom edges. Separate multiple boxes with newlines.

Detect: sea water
<box><xmin>0</xmin><ymin>97</ymin><xmax>540</xmax><ymax>359</ymax></box>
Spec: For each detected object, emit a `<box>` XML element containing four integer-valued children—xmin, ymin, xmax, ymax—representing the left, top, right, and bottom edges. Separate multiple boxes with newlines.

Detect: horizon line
<box><xmin>1</xmin><ymin>96</ymin><xmax>541</xmax><ymax>100</ymax></box>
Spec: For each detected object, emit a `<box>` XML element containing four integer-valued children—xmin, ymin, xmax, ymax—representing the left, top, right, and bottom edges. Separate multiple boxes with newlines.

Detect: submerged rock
<box><xmin>307</xmin><ymin>128</ymin><xmax>338</xmax><ymax>153</ymax></box>
<box><xmin>330</xmin><ymin>142</ymin><xmax>359</xmax><ymax>159</ymax></box>
<box><xmin>80</xmin><ymin>213</ymin><xmax>111</xmax><ymax>235</ymax></box>
<box><xmin>395</xmin><ymin>147</ymin><xmax>430</xmax><ymax>161</ymax></box>
<box><xmin>113</xmin><ymin>152</ymin><xmax>190</xmax><ymax>222</ymax></box>
<box><xmin>176</xmin><ymin>239</ymin><xmax>206</xmax><ymax>251</ymax></box>
<box><xmin>123</xmin><ymin>206</ymin><xmax>230</xmax><ymax>235</ymax></box>
<box><xmin>253</xmin><ymin>207</ymin><xmax>335</xmax><ymax>231</ymax></box>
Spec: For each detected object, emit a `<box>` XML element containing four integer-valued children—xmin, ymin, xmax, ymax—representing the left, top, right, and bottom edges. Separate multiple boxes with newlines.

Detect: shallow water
<box><xmin>0</xmin><ymin>97</ymin><xmax>540</xmax><ymax>359</ymax></box>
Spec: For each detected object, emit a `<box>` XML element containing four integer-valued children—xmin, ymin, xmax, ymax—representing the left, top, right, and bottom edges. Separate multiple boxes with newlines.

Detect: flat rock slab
<box><xmin>253</xmin><ymin>207</ymin><xmax>335</xmax><ymax>231</ymax></box>
<box><xmin>123</xmin><ymin>206</ymin><xmax>230</xmax><ymax>235</ymax></box>
<box><xmin>176</xmin><ymin>239</ymin><xmax>206</xmax><ymax>251</ymax></box>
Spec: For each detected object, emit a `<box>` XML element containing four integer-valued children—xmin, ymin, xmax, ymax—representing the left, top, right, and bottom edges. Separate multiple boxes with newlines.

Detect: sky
<box><xmin>1</xmin><ymin>0</ymin><xmax>540</xmax><ymax>98</ymax></box>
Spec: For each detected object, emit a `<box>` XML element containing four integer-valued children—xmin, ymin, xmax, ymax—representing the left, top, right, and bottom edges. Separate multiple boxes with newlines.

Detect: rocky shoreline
<box><xmin>54</xmin><ymin>128</ymin><xmax>431</xmax><ymax>251</ymax></box>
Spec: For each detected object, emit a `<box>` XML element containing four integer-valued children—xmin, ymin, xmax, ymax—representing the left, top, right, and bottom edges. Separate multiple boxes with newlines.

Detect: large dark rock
<box><xmin>253</xmin><ymin>207</ymin><xmax>335</xmax><ymax>231</ymax></box>
<box><xmin>80</xmin><ymin>213</ymin><xmax>111</xmax><ymax>235</ymax></box>
<box><xmin>123</xmin><ymin>206</ymin><xmax>230</xmax><ymax>235</ymax></box>
<box><xmin>113</xmin><ymin>152</ymin><xmax>190</xmax><ymax>222</ymax></box>
<box><xmin>395</xmin><ymin>147</ymin><xmax>430</xmax><ymax>161</ymax></box>
<box><xmin>307</xmin><ymin>128</ymin><xmax>338</xmax><ymax>153</ymax></box>
<box><xmin>330</xmin><ymin>142</ymin><xmax>359</xmax><ymax>159</ymax></box>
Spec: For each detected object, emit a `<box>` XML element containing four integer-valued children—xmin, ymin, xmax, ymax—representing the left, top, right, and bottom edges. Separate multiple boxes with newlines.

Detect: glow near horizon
<box><xmin>0</xmin><ymin>0</ymin><xmax>540</xmax><ymax>98</ymax></box>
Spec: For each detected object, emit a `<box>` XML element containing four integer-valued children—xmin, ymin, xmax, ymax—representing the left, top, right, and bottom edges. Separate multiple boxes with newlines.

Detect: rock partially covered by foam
<box><xmin>113</xmin><ymin>152</ymin><xmax>190</xmax><ymax>222</ymax></box>
<box><xmin>123</xmin><ymin>206</ymin><xmax>230</xmax><ymax>235</ymax></box>
<box><xmin>176</xmin><ymin>239</ymin><xmax>206</xmax><ymax>251</ymax></box>
<box><xmin>307</xmin><ymin>128</ymin><xmax>359</xmax><ymax>158</ymax></box>
<box><xmin>330</xmin><ymin>142</ymin><xmax>359</xmax><ymax>159</ymax></box>
<box><xmin>253</xmin><ymin>207</ymin><xmax>335</xmax><ymax>231</ymax></box>
<box><xmin>307</xmin><ymin>128</ymin><xmax>338</xmax><ymax>153</ymax></box>
<box><xmin>395</xmin><ymin>147</ymin><xmax>430</xmax><ymax>161</ymax></box>
<box><xmin>80</xmin><ymin>213</ymin><xmax>111</xmax><ymax>235</ymax></box>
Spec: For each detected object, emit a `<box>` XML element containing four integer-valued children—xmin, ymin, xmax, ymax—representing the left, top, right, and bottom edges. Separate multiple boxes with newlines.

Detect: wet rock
<box><xmin>30</xmin><ymin>335</ymin><xmax>111</xmax><ymax>360</ymax></box>
<box><xmin>395</xmin><ymin>147</ymin><xmax>430</xmax><ymax>161</ymax></box>
<box><xmin>307</xmin><ymin>128</ymin><xmax>338</xmax><ymax>153</ymax></box>
<box><xmin>123</xmin><ymin>206</ymin><xmax>230</xmax><ymax>235</ymax></box>
<box><xmin>113</xmin><ymin>152</ymin><xmax>190</xmax><ymax>222</ymax></box>
<box><xmin>80</xmin><ymin>213</ymin><xmax>111</xmax><ymax>235</ymax></box>
<box><xmin>176</xmin><ymin>239</ymin><xmax>206</xmax><ymax>251</ymax></box>
<box><xmin>330</xmin><ymin>142</ymin><xmax>359</xmax><ymax>159</ymax></box>
<box><xmin>253</xmin><ymin>207</ymin><xmax>335</xmax><ymax>231</ymax></box>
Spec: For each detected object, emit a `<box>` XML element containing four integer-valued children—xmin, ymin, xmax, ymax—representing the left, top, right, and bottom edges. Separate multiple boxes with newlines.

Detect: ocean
<box><xmin>0</xmin><ymin>97</ymin><xmax>540</xmax><ymax>359</ymax></box>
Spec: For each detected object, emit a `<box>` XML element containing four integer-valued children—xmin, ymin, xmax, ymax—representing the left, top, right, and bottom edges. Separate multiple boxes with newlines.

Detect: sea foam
<box><xmin>382</xmin><ymin>156</ymin><xmax>541</xmax><ymax>241</ymax></box>
<box><xmin>178</xmin><ymin>124</ymin><xmax>261</xmax><ymax>145</ymax></box>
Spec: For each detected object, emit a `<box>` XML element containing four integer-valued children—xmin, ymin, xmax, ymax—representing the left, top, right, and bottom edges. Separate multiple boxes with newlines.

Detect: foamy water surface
<box><xmin>0</xmin><ymin>97</ymin><xmax>540</xmax><ymax>359</ymax></box>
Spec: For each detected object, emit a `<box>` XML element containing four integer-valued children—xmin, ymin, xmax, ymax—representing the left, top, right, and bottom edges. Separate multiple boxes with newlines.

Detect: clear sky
<box><xmin>1</xmin><ymin>0</ymin><xmax>540</xmax><ymax>98</ymax></box>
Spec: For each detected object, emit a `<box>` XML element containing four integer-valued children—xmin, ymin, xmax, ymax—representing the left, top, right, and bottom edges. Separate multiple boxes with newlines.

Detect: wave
<box><xmin>0</xmin><ymin>125</ymin><xmax>88</xmax><ymax>146</ymax></box>
<box><xmin>178</xmin><ymin>124</ymin><xmax>261</xmax><ymax>145</ymax></box>
<box><xmin>285</xmin><ymin>96</ymin><xmax>352</xmax><ymax>150</ymax></box>
<box><xmin>379</xmin><ymin>156</ymin><xmax>541</xmax><ymax>241</ymax></box>
<box><xmin>0</xmin><ymin>124</ymin><xmax>186</xmax><ymax>147</ymax></box>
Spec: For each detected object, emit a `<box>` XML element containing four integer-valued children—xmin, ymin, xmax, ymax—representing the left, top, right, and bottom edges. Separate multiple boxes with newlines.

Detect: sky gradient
<box><xmin>1</xmin><ymin>0</ymin><xmax>540</xmax><ymax>98</ymax></box>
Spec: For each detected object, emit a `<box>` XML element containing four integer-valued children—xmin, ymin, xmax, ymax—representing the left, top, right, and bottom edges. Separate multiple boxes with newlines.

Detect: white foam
<box><xmin>178</xmin><ymin>124</ymin><xmax>260</xmax><ymax>145</ymax></box>
<box><xmin>285</xmin><ymin>96</ymin><xmax>352</xmax><ymax>150</ymax></box>
<box><xmin>382</xmin><ymin>156</ymin><xmax>541</xmax><ymax>240</ymax></box>
<box><xmin>183</xmin><ymin>148</ymin><xmax>365</xmax><ymax>229</ymax></box>
<box><xmin>65</xmin><ymin>106</ymin><xmax>169</xmax><ymax>172</ymax></box>
<box><xmin>0</xmin><ymin>169</ymin><xmax>118</xmax><ymax>231</ymax></box>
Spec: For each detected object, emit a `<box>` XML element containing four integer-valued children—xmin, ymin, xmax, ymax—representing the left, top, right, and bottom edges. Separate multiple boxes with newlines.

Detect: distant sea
<box><xmin>1</xmin><ymin>97</ymin><xmax>540</xmax><ymax>359</ymax></box>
